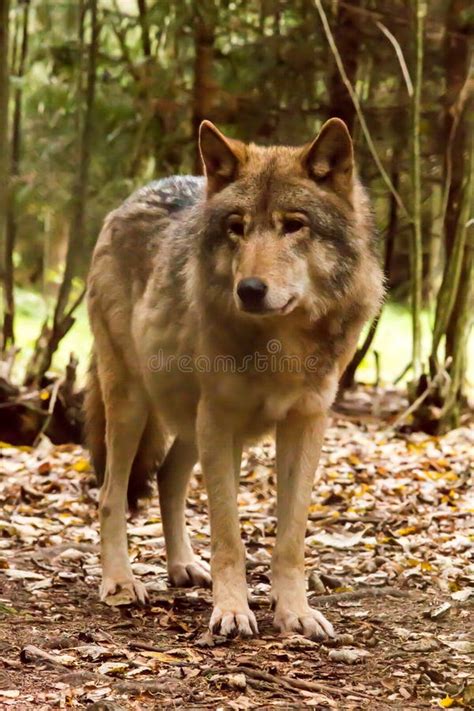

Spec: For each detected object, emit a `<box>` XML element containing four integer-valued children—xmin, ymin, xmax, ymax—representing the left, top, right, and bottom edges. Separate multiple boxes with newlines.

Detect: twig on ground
<box><xmin>310</xmin><ymin>586</ymin><xmax>410</xmax><ymax>606</ymax></box>
<box><xmin>20</xmin><ymin>645</ymin><xmax>70</xmax><ymax>670</ymax></box>
<box><xmin>115</xmin><ymin>679</ymin><xmax>180</xmax><ymax>695</ymax></box>
<box><xmin>391</xmin><ymin>358</ymin><xmax>452</xmax><ymax>430</ymax></box>
<box><xmin>128</xmin><ymin>641</ymin><xmax>170</xmax><ymax>653</ymax></box>
<box><xmin>206</xmin><ymin>665</ymin><xmax>340</xmax><ymax>695</ymax></box>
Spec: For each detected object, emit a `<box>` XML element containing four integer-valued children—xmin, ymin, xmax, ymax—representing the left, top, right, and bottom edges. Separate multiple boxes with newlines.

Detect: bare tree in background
<box><xmin>192</xmin><ymin>1</ymin><xmax>216</xmax><ymax>173</ymax></box>
<box><xmin>409</xmin><ymin>0</ymin><xmax>425</xmax><ymax>381</ymax></box>
<box><xmin>327</xmin><ymin>0</ymin><xmax>360</xmax><ymax>132</ymax></box>
<box><xmin>425</xmin><ymin>0</ymin><xmax>474</xmax><ymax>432</ymax></box>
<box><xmin>26</xmin><ymin>0</ymin><xmax>100</xmax><ymax>384</ymax></box>
<box><xmin>0</xmin><ymin>0</ymin><xmax>10</xmax><ymax>353</ymax></box>
<box><xmin>3</xmin><ymin>0</ymin><xmax>30</xmax><ymax>349</ymax></box>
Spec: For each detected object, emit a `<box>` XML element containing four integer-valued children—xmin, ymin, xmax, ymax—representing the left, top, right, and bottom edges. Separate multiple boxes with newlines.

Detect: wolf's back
<box><xmin>125</xmin><ymin>175</ymin><xmax>205</xmax><ymax>213</ymax></box>
<box><xmin>85</xmin><ymin>177</ymin><xmax>203</xmax><ymax>509</ymax></box>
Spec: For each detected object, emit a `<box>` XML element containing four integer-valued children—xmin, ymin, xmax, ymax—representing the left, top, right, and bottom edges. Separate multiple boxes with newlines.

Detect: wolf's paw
<box><xmin>100</xmin><ymin>575</ymin><xmax>148</xmax><ymax>606</ymax></box>
<box><xmin>210</xmin><ymin>604</ymin><xmax>258</xmax><ymax>638</ymax></box>
<box><xmin>168</xmin><ymin>560</ymin><xmax>211</xmax><ymax>588</ymax></box>
<box><xmin>273</xmin><ymin>603</ymin><xmax>334</xmax><ymax>640</ymax></box>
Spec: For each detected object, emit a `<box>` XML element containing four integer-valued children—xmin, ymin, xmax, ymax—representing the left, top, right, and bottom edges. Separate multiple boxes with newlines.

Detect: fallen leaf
<box><xmin>71</xmin><ymin>459</ymin><xmax>90</xmax><ymax>472</ymax></box>
<box><xmin>451</xmin><ymin>587</ymin><xmax>474</xmax><ymax>602</ymax></box>
<box><xmin>328</xmin><ymin>648</ymin><xmax>370</xmax><ymax>664</ymax></box>
<box><xmin>4</xmin><ymin>570</ymin><xmax>45</xmax><ymax>580</ymax></box>
<box><xmin>103</xmin><ymin>590</ymin><xmax>137</xmax><ymax>607</ymax></box>
<box><xmin>97</xmin><ymin>662</ymin><xmax>129</xmax><ymax>676</ymax></box>
<box><xmin>438</xmin><ymin>638</ymin><xmax>474</xmax><ymax>654</ymax></box>
<box><xmin>75</xmin><ymin>645</ymin><xmax>113</xmax><ymax>661</ymax></box>
<box><xmin>308</xmin><ymin>527</ymin><xmax>374</xmax><ymax>550</ymax></box>
<box><xmin>140</xmin><ymin>651</ymin><xmax>181</xmax><ymax>663</ymax></box>
<box><xmin>428</xmin><ymin>603</ymin><xmax>451</xmax><ymax>620</ymax></box>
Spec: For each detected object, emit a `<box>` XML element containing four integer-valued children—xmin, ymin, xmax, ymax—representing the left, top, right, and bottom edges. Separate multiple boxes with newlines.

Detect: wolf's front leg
<box><xmin>272</xmin><ymin>411</ymin><xmax>334</xmax><ymax>640</ymax></box>
<box><xmin>197</xmin><ymin>398</ymin><xmax>257</xmax><ymax>637</ymax></box>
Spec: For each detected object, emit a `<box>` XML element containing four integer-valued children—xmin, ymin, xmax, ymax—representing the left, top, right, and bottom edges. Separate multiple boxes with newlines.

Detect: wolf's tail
<box><xmin>84</xmin><ymin>353</ymin><xmax>166</xmax><ymax>511</ymax></box>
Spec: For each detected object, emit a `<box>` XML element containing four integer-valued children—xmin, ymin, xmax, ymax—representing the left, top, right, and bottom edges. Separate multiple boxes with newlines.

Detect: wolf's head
<box><xmin>198</xmin><ymin>120</ymin><xmax>376</xmax><ymax>321</ymax></box>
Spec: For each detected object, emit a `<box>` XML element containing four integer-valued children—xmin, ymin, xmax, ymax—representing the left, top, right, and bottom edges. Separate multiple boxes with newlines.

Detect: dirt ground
<box><xmin>0</xmin><ymin>392</ymin><xmax>473</xmax><ymax>709</ymax></box>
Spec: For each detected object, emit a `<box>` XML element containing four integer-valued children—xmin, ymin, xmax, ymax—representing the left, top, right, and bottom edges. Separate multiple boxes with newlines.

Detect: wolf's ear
<box><xmin>199</xmin><ymin>120</ymin><xmax>246</xmax><ymax>195</ymax></box>
<box><xmin>301</xmin><ymin>118</ymin><xmax>354</xmax><ymax>198</ymax></box>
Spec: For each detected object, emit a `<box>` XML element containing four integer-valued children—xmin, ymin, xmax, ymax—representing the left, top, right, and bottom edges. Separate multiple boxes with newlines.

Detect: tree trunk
<box><xmin>413</xmin><ymin>0</ymin><xmax>473</xmax><ymax>433</ymax></box>
<box><xmin>192</xmin><ymin>1</ymin><xmax>216</xmax><ymax>174</ymax></box>
<box><xmin>137</xmin><ymin>0</ymin><xmax>151</xmax><ymax>58</ymax></box>
<box><xmin>341</xmin><ymin>166</ymin><xmax>399</xmax><ymax>389</ymax></box>
<box><xmin>25</xmin><ymin>0</ymin><xmax>99</xmax><ymax>384</ymax></box>
<box><xmin>3</xmin><ymin>0</ymin><xmax>30</xmax><ymax>349</ymax></box>
<box><xmin>408</xmin><ymin>0</ymin><xmax>425</xmax><ymax>380</ymax></box>
<box><xmin>327</xmin><ymin>0</ymin><xmax>361</xmax><ymax>132</ymax></box>
<box><xmin>443</xmin><ymin>0</ymin><xmax>472</xmax><ymax>363</ymax></box>
<box><xmin>438</xmin><ymin>131</ymin><xmax>473</xmax><ymax>431</ymax></box>
<box><xmin>0</xmin><ymin>0</ymin><xmax>10</xmax><ymax>353</ymax></box>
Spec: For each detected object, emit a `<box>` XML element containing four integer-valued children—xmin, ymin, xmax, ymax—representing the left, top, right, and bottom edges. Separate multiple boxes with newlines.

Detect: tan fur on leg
<box><xmin>197</xmin><ymin>398</ymin><xmax>257</xmax><ymax>637</ymax></box>
<box><xmin>99</xmin><ymin>377</ymin><xmax>149</xmax><ymax>605</ymax></box>
<box><xmin>157</xmin><ymin>437</ymin><xmax>211</xmax><ymax>588</ymax></box>
<box><xmin>272</xmin><ymin>410</ymin><xmax>334</xmax><ymax>640</ymax></box>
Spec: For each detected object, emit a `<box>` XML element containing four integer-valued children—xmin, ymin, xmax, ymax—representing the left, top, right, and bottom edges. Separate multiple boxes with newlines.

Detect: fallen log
<box><xmin>0</xmin><ymin>353</ymin><xmax>83</xmax><ymax>446</ymax></box>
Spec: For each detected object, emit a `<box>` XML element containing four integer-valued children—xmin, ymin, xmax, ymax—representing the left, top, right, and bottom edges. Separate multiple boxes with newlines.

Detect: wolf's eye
<box><xmin>227</xmin><ymin>216</ymin><xmax>244</xmax><ymax>237</ymax></box>
<box><xmin>283</xmin><ymin>218</ymin><xmax>306</xmax><ymax>234</ymax></box>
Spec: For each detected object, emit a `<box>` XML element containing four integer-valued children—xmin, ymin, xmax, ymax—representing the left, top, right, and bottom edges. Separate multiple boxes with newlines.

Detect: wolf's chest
<box><xmin>210</xmin><ymin>362</ymin><xmax>339</xmax><ymax>433</ymax></box>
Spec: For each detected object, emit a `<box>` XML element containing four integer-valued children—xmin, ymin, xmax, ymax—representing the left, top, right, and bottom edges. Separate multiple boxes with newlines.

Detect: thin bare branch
<box><xmin>376</xmin><ymin>21</ymin><xmax>413</xmax><ymax>97</ymax></box>
<box><xmin>312</xmin><ymin>0</ymin><xmax>411</xmax><ymax>219</ymax></box>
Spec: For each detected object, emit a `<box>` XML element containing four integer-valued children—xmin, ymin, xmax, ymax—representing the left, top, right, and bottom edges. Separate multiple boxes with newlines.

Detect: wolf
<box><xmin>85</xmin><ymin>118</ymin><xmax>384</xmax><ymax>639</ymax></box>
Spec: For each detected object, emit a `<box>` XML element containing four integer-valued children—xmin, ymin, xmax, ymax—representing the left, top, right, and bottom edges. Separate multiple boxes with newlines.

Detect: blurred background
<box><xmin>0</xmin><ymin>0</ymin><xmax>472</xmax><ymax>439</ymax></box>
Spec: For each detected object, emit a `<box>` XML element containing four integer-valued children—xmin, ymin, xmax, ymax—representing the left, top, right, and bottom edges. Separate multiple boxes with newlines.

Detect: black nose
<box><xmin>237</xmin><ymin>277</ymin><xmax>268</xmax><ymax>309</ymax></box>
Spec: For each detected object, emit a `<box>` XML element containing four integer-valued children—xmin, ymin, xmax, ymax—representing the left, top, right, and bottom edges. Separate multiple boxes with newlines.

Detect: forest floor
<box><xmin>0</xmin><ymin>389</ymin><xmax>473</xmax><ymax>710</ymax></box>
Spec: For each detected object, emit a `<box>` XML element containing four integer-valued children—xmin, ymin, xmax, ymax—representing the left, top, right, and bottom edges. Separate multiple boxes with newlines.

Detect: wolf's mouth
<box><xmin>240</xmin><ymin>296</ymin><xmax>297</xmax><ymax>317</ymax></box>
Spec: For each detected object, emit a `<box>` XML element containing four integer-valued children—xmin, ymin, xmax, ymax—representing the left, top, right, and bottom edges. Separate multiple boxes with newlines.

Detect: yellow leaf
<box><xmin>39</xmin><ymin>390</ymin><xmax>50</xmax><ymax>401</ymax></box>
<box><xmin>438</xmin><ymin>697</ymin><xmax>454</xmax><ymax>708</ymax></box>
<box><xmin>395</xmin><ymin>526</ymin><xmax>417</xmax><ymax>536</ymax></box>
<box><xmin>309</xmin><ymin>503</ymin><xmax>330</xmax><ymax>513</ymax></box>
<box><xmin>421</xmin><ymin>561</ymin><xmax>433</xmax><ymax>572</ymax></box>
<box><xmin>72</xmin><ymin>459</ymin><xmax>90</xmax><ymax>472</ymax></box>
<box><xmin>445</xmin><ymin>471</ymin><xmax>459</xmax><ymax>481</ymax></box>
<box><xmin>407</xmin><ymin>441</ymin><xmax>427</xmax><ymax>454</ymax></box>
<box><xmin>140</xmin><ymin>651</ymin><xmax>181</xmax><ymax>663</ymax></box>
<box><xmin>422</xmin><ymin>470</ymin><xmax>444</xmax><ymax>481</ymax></box>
